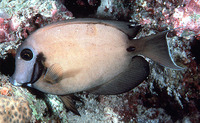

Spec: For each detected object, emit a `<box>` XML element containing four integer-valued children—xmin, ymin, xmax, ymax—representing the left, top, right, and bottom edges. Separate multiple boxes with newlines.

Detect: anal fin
<box><xmin>89</xmin><ymin>56</ymin><xmax>149</xmax><ymax>95</ymax></box>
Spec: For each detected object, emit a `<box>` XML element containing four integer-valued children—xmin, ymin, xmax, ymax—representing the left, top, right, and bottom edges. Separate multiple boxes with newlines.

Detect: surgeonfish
<box><xmin>9</xmin><ymin>18</ymin><xmax>181</xmax><ymax>114</ymax></box>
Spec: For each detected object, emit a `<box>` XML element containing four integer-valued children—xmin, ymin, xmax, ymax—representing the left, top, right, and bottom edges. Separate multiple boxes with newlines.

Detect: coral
<box><xmin>132</xmin><ymin>0</ymin><xmax>200</xmax><ymax>38</ymax></box>
<box><xmin>96</xmin><ymin>0</ymin><xmax>135</xmax><ymax>20</ymax></box>
<box><xmin>0</xmin><ymin>10</ymin><xmax>15</xmax><ymax>43</ymax></box>
<box><xmin>0</xmin><ymin>95</ymin><xmax>32</xmax><ymax>123</ymax></box>
<box><xmin>0</xmin><ymin>87</ymin><xmax>11</xmax><ymax>96</ymax></box>
<box><xmin>170</xmin><ymin>0</ymin><xmax>200</xmax><ymax>37</ymax></box>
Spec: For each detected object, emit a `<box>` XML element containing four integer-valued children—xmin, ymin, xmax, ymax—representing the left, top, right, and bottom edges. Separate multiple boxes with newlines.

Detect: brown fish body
<box><xmin>28</xmin><ymin>22</ymin><xmax>133</xmax><ymax>94</ymax></box>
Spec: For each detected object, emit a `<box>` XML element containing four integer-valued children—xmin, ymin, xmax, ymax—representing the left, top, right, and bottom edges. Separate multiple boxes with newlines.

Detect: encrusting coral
<box><xmin>0</xmin><ymin>95</ymin><xmax>32</xmax><ymax>123</ymax></box>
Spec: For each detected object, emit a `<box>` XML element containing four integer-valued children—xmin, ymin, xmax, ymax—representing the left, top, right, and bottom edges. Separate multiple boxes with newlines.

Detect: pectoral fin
<box><xmin>88</xmin><ymin>56</ymin><xmax>149</xmax><ymax>95</ymax></box>
<box><xmin>43</xmin><ymin>64</ymin><xmax>63</xmax><ymax>84</ymax></box>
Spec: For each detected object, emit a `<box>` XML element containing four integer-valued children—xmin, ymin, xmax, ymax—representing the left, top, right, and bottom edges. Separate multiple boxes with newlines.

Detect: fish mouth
<box><xmin>9</xmin><ymin>77</ymin><xmax>23</xmax><ymax>87</ymax></box>
<box><xmin>9</xmin><ymin>77</ymin><xmax>35</xmax><ymax>88</ymax></box>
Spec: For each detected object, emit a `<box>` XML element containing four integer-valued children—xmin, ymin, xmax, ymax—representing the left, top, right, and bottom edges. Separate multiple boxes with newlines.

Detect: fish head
<box><xmin>9</xmin><ymin>34</ymin><xmax>65</xmax><ymax>95</ymax></box>
<box><xmin>9</xmin><ymin>40</ymin><xmax>45</xmax><ymax>87</ymax></box>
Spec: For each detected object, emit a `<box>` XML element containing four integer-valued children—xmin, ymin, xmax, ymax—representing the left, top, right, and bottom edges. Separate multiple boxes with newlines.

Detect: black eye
<box><xmin>20</xmin><ymin>49</ymin><xmax>33</xmax><ymax>61</ymax></box>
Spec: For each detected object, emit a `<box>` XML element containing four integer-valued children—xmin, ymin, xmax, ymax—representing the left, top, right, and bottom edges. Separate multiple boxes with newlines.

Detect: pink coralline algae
<box><xmin>0</xmin><ymin>15</ymin><xmax>15</xmax><ymax>43</ymax></box>
<box><xmin>138</xmin><ymin>0</ymin><xmax>200</xmax><ymax>37</ymax></box>
<box><xmin>0</xmin><ymin>1</ymin><xmax>73</xmax><ymax>43</ymax></box>
<box><xmin>170</xmin><ymin>0</ymin><xmax>200</xmax><ymax>37</ymax></box>
<box><xmin>10</xmin><ymin>16</ymin><xmax>21</xmax><ymax>31</ymax></box>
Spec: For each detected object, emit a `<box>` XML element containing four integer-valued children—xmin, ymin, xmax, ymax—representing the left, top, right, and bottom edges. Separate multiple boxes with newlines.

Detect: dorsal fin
<box><xmin>41</xmin><ymin>18</ymin><xmax>141</xmax><ymax>38</ymax></box>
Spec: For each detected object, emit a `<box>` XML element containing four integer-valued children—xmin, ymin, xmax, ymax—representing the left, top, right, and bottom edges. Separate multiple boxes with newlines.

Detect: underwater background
<box><xmin>0</xmin><ymin>0</ymin><xmax>199</xmax><ymax>122</ymax></box>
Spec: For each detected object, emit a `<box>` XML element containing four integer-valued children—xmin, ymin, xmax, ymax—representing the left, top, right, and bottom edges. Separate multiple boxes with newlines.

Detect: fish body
<box><xmin>10</xmin><ymin>18</ymin><xmax>181</xmax><ymax>95</ymax></box>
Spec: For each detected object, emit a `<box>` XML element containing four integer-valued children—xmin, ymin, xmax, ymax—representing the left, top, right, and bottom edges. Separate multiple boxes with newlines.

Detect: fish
<box><xmin>9</xmin><ymin>18</ymin><xmax>182</xmax><ymax>114</ymax></box>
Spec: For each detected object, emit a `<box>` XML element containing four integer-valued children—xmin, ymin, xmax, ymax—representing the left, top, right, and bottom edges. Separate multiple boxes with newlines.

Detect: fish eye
<box><xmin>20</xmin><ymin>49</ymin><xmax>33</xmax><ymax>61</ymax></box>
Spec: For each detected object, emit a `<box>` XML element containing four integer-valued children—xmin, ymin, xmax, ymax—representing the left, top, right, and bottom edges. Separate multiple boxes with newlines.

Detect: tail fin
<box><xmin>129</xmin><ymin>31</ymin><xmax>183</xmax><ymax>69</ymax></box>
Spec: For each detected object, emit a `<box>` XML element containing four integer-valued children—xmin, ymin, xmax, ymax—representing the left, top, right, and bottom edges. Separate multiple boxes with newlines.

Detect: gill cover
<box><xmin>9</xmin><ymin>41</ymin><xmax>45</xmax><ymax>86</ymax></box>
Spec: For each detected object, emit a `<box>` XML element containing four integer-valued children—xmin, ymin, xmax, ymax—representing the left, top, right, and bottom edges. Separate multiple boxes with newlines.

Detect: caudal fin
<box><xmin>129</xmin><ymin>31</ymin><xmax>183</xmax><ymax>69</ymax></box>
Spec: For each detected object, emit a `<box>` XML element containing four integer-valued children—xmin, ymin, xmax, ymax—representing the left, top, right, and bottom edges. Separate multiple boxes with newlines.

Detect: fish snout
<box><xmin>9</xmin><ymin>77</ymin><xmax>23</xmax><ymax>86</ymax></box>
